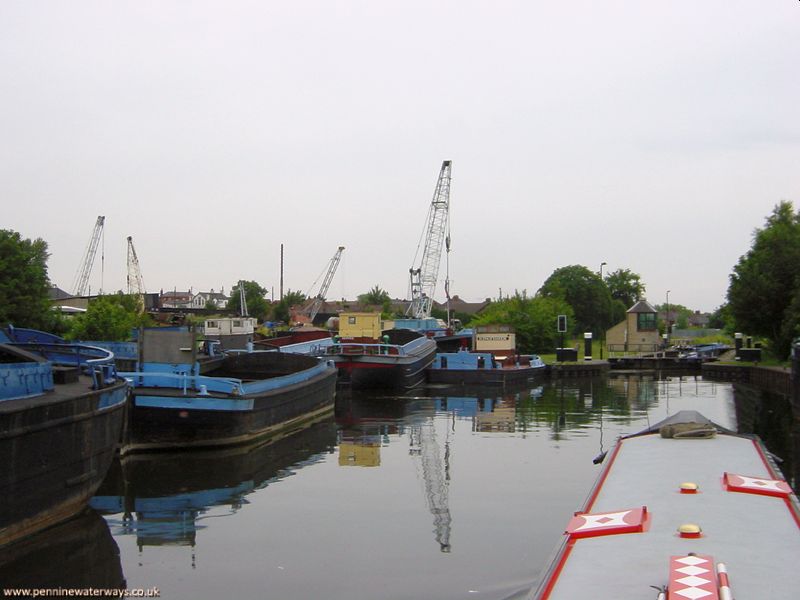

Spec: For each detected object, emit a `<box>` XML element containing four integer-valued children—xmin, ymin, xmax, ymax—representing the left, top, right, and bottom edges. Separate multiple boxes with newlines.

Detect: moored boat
<box><xmin>427</xmin><ymin>348</ymin><xmax>546</xmax><ymax>386</ymax></box>
<box><xmin>325</xmin><ymin>328</ymin><xmax>437</xmax><ymax>390</ymax></box>
<box><xmin>0</xmin><ymin>339</ymin><xmax>129</xmax><ymax>548</ymax></box>
<box><xmin>120</xmin><ymin>328</ymin><xmax>338</xmax><ymax>452</ymax></box>
<box><xmin>531</xmin><ymin>410</ymin><xmax>800</xmax><ymax>599</ymax></box>
<box><xmin>322</xmin><ymin>312</ymin><xmax>437</xmax><ymax>390</ymax></box>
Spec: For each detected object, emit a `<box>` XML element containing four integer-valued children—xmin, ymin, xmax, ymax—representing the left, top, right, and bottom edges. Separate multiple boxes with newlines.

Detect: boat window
<box><xmin>348</xmin><ymin>316</ymin><xmax>356</xmax><ymax>324</ymax></box>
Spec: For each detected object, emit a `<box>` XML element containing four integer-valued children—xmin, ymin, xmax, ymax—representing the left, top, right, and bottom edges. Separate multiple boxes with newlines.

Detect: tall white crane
<box><xmin>407</xmin><ymin>161</ymin><xmax>452</xmax><ymax>319</ymax></box>
<box><xmin>72</xmin><ymin>216</ymin><xmax>105</xmax><ymax>296</ymax></box>
<box><xmin>126</xmin><ymin>236</ymin><xmax>146</xmax><ymax>310</ymax></box>
<box><xmin>304</xmin><ymin>246</ymin><xmax>345</xmax><ymax>322</ymax></box>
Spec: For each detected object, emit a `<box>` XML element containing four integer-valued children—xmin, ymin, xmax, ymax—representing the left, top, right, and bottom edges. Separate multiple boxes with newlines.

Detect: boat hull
<box><xmin>334</xmin><ymin>340</ymin><xmax>437</xmax><ymax>390</ymax></box>
<box><xmin>0</xmin><ymin>379</ymin><xmax>128</xmax><ymax>548</ymax></box>
<box><xmin>427</xmin><ymin>365</ymin><xmax>545</xmax><ymax>386</ymax></box>
<box><xmin>124</xmin><ymin>353</ymin><xmax>338</xmax><ymax>452</ymax></box>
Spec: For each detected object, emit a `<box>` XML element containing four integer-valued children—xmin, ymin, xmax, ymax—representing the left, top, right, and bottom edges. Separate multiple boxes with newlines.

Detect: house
<box><xmin>191</xmin><ymin>289</ymin><xmax>229</xmax><ymax>309</ymax></box>
<box><xmin>160</xmin><ymin>290</ymin><xmax>193</xmax><ymax>309</ymax></box>
<box><xmin>605</xmin><ymin>299</ymin><xmax>662</xmax><ymax>354</ymax></box>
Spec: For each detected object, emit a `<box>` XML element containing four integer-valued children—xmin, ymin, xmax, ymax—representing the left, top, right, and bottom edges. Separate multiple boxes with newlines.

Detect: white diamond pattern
<box><xmin>676</xmin><ymin>566</ymin><xmax>710</xmax><ymax>576</ymax></box>
<box><xmin>676</xmin><ymin>556</ymin><xmax>708</xmax><ymax>566</ymax></box>
<box><xmin>573</xmin><ymin>510</ymin><xmax>631</xmax><ymax>531</ymax></box>
<box><xmin>677</xmin><ymin>575</ymin><xmax>712</xmax><ymax>587</ymax></box>
<box><xmin>675</xmin><ymin>587</ymin><xmax>713</xmax><ymax>600</ymax></box>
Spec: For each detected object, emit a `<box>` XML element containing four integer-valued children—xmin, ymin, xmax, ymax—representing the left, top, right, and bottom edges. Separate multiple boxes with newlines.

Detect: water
<box><xmin>3</xmin><ymin>374</ymin><xmax>795</xmax><ymax>599</ymax></box>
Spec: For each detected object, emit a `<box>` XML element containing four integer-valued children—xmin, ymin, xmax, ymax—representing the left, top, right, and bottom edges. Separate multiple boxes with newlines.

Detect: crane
<box><xmin>72</xmin><ymin>216</ymin><xmax>105</xmax><ymax>296</ymax></box>
<box><xmin>407</xmin><ymin>161</ymin><xmax>451</xmax><ymax>319</ymax></box>
<box><xmin>303</xmin><ymin>246</ymin><xmax>345</xmax><ymax>322</ymax></box>
<box><xmin>126</xmin><ymin>236</ymin><xmax>146</xmax><ymax>311</ymax></box>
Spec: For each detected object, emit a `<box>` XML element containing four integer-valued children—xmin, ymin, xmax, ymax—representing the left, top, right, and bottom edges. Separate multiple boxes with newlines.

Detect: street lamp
<box><xmin>599</xmin><ymin>262</ymin><xmax>607</xmax><ymax>360</ymax></box>
<box><xmin>666</xmin><ymin>290</ymin><xmax>671</xmax><ymax>342</ymax></box>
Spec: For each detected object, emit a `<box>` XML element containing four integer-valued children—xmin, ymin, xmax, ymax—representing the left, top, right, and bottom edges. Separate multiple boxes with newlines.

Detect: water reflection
<box><xmin>90</xmin><ymin>419</ymin><xmax>337</xmax><ymax>552</ymax></box>
<box><xmin>0</xmin><ymin>508</ymin><xmax>125</xmax><ymax>591</ymax></box>
<box><xmin>64</xmin><ymin>374</ymin><xmax>795</xmax><ymax>600</ymax></box>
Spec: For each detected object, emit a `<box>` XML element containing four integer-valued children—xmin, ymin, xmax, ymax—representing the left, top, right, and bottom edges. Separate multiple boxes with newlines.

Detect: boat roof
<box><xmin>533</xmin><ymin>411</ymin><xmax>800</xmax><ymax>599</ymax></box>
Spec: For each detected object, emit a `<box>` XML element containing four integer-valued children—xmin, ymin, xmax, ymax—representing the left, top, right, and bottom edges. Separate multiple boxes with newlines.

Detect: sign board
<box><xmin>557</xmin><ymin>315</ymin><xmax>567</xmax><ymax>333</ymax></box>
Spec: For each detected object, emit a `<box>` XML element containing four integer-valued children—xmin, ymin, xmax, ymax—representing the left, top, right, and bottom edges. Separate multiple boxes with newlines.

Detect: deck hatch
<box><xmin>722</xmin><ymin>472</ymin><xmax>792</xmax><ymax>498</ymax></box>
<box><xmin>668</xmin><ymin>554</ymin><xmax>719</xmax><ymax>600</ymax></box>
<box><xmin>565</xmin><ymin>506</ymin><xmax>648</xmax><ymax>539</ymax></box>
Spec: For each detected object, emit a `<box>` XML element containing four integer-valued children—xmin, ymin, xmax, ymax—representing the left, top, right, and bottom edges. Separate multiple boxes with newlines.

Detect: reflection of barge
<box><xmin>0</xmin><ymin>508</ymin><xmax>125</xmax><ymax>589</ymax></box>
<box><xmin>92</xmin><ymin>418</ymin><xmax>337</xmax><ymax>549</ymax></box>
<box><xmin>121</xmin><ymin>329</ymin><xmax>337</xmax><ymax>452</ymax></box>
<box><xmin>0</xmin><ymin>336</ymin><xmax>128</xmax><ymax>547</ymax></box>
<box><xmin>532</xmin><ymin>410</ymin><xmax>800</xmax><ymax>599</ymax></box>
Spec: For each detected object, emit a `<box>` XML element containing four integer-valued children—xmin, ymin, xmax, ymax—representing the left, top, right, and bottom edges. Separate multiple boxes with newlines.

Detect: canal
<box><xmin>2</xmin><ymin>374</ymin><xmax>796</xmax><ymax>599</ymax></box>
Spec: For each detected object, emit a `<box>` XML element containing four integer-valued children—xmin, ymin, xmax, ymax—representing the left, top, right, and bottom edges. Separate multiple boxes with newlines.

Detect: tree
<box><xmin>0</xmin><ymin>229</ymin><xmax>59</xmax><ymax>331</ymax></box>
<box><xmin>727</xmin><ymin>201</ymin><xmax>800</xmax><ymax>357</ymax></box>
<box><xmin>604</xmin><ymin>268</ymin><xmax>645</xmax><ymax>309</ymax></box>
<box><xmin>272</xmin><ymin>289</ymin><xmax>306</xmax><ymax>324</ymax></box>
<box><xmin>66</xmin><ymin>293</ymin><xmax>150</xmax><ymax>341</ymax></box>
<box><xmin>471</xmin><ymin>291</ymin><xmax>573</xmax><ymax>353</ymax></box>
<box><xmin>358</xmin><ymin>285</ymin><xmax>392</xmax><ymax>313</ymax></box>
<box><xmin>538</xmin><ymin>265</ymin><xmax>614</xmax><ymax>335</ymax></box>
<box><xmin>228</xmin><ymin>280</ymin><xmax>270</xmax><ymax>321</ymax></box>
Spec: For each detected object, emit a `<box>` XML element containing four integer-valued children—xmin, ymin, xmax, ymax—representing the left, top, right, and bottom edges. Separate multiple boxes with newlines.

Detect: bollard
<box><xmin>584</xmin><ymin>333</ymin><xmax>592</xmax><ymax>361</ymax></box>
<box><xmin>735</xmin><ymin>333</ymin><xmax>743</xmax><ymax>359</ymax></box>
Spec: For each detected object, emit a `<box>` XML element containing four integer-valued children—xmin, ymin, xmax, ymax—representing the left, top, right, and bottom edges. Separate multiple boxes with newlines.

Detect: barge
<box><xmin>531</xmin><ymin>410</ymin><xmax>800</xmax><ymax>599</ymax></box>
<box><xmin>0</xmin><ymin>339</ymin><xmax>128</xmax><ymax>547</ymax></box>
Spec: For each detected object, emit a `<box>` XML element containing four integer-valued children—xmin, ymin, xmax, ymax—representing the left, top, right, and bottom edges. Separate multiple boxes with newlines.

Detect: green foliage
<box><xmin>538</xmin><ymin>265</ymin><xmax>614</xmax><ymax>335</ymax></box>
<box><xmin>727</xmin><ymin>201</ymin><xmax>800</xmax><ymax>358</ymax></box>
<box><xmin>283</xmin><ymin>289</ymin><xmax>306</xmax><ymax>307</ymax></box>
<box><xmin>228</xmin><ymin>280</ymin><xmax>270</xmax><ymax>321</ymax></box>
<box><xmin>471</xmin><ymin>291</ymin><xmax>574</xmax><ymax>353</ymax></box>
<box><xmin>66</xmin><ymin>293</ymin><xmax>151</xmax><ymax>341</ymax></box>
<box><xmin>358</xmin><ymin>285</ymin><xmax>391</xmax><ymax>311</ymax></box>
<box><xmin>604</xmin><ymin>268</ymin><xmax>645</xmax><ymax>309</ymax></box>
<box><xmin>271</xmin><ymin>289</ymin><xmax>306</xmax><ymax>324</ymax></box>
<box><xmin>0</xmin><ymin>229</ymin><xmax>57</xmax><ymax>330</ymax></box>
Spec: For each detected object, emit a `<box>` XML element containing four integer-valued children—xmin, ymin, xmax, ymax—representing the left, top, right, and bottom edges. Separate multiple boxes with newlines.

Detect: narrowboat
<box><xmin>531</xmin><ymin>410</ymin><xmax>800</xmax><ymax>599</ymax></box>
<box><xmin>427</xmin><ymin>348</ymin><xmax>546</xmax><ymax>386</ymax></box>
<box><xmin>0</xmin><ymin>338</ymin><xmax>129</xmax><ymax>548</ymax></box>
<box><xmin>120</xmin><ymin>328</ymin><xmax>337</xmax><ymax>452</ymax></box>
<box><xmin>323</xmin><ymin>312</ymin><xmax>437</xmax><ymax>390</ymax></box>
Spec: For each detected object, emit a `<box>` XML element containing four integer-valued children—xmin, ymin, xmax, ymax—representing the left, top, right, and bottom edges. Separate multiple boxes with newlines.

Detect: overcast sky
<box><xmin>2</xmin><ymin>1</ymin><xmax>797</xmax><ymax>313</ymax></box>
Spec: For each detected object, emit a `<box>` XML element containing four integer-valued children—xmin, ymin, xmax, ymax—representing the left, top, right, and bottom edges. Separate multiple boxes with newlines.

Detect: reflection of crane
<box><xmin>72</xmin><ymin>216</ymin><xmax>105</xmax><ymax>296</ymax></box>
<box><xmin>126</xmin><ymin>236</ymin><xmax>146</xmax><ymax>310</ymax></box>
<box><xmin>407</xmin><ymin>161</ymin><xmax>451</xmax><ymax>319</ymax></box>
<box><xmin>409</xmin><ymin>414</ymin><xmax>452</xmax><ymax>552</ymax></box>
<box><xmin>303</xmin><ymin>246</ymin><xmax>345</xmax><ymax>322</ymax></box>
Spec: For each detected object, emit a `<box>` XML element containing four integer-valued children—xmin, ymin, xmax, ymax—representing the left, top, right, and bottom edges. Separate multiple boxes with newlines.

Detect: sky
<box><xmin>2</xmin><ymin>1</ymin><xmax>798</xmax><ymax>313</ymax></box>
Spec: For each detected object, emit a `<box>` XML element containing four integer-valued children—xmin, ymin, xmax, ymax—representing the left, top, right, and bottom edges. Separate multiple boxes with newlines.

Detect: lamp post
<box><xmin>599</xmin><ymin>262</ymin><xmax>607</xmax><ymax>359</ymax></box>
<box><xmin>666</xmin><ymin>290</ymin><xmax>671</xmax><ymax>343</ymax></box>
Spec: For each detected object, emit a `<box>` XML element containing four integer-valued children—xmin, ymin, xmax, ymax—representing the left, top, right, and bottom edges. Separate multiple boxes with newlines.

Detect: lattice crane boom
<box><xmin>126</xmin><ymin>236</ymin><xmax>146</xmax><ymax>309</ymax></box>
<box><xmin>305</xmin><ymin>246</ymin><xmax>345</xmax><ymax>321</ymax></box>
<box><xmin>407</xmin><ymin>161</ymin><xmax>451</xmax><ymax>319</ymax></box>
<box><xmin>72</xmin><ymin>216</ymin><xmax>105</xmax><ymax>296</ymax></box>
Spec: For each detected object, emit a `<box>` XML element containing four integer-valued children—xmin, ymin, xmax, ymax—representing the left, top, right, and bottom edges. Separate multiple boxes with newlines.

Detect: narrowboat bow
<box><xmin>531</xmin><ymin>410</ymin><xmax>800</xmax><ymax>599</ymax></box>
